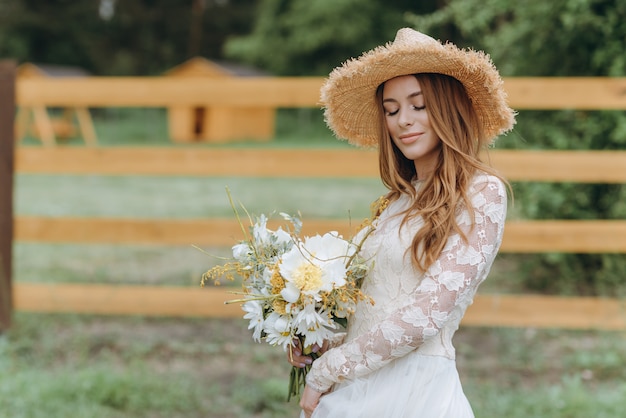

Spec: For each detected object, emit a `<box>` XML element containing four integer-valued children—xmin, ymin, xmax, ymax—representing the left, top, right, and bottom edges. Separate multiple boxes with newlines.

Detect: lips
<box><xmin>399</xmin><ymin>133</ymin><xmax>422</xmax><ymax>145</ymax></box>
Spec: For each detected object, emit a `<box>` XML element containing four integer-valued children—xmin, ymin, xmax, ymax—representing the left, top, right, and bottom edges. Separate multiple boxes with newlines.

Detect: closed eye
<box><xmin>384</xmin><ymin>104</ymin><xmax>425</xmax><ymax>116</ymax></box>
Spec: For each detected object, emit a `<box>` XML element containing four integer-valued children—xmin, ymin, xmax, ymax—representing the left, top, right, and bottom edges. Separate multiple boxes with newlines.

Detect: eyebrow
<box><xmin>382</xmin><ymin>91</ymin><xmax>423</xmax><ymax>103</ymax></box>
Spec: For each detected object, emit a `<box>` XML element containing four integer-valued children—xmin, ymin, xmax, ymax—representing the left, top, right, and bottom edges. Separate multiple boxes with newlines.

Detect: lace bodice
<box><xmin>306</xmin><ymin>174</ymin><xmax>507</xmax><ymax>393</ymax></box>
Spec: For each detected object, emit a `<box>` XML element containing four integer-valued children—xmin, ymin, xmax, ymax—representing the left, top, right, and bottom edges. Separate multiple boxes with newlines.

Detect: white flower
<box><xmin>232</xmin><ymin>243</ymin><xmax>252</xmax><ymax>262</ymax></box>
<box><xmin>252</xmin><ymin>214</ymin><xmax>272</xmax><ymax>245</ymax></box>
<box><xmin>249</xmin><ymin>216</ymin><xmax>294</xmax><ymax>266</ymax></box>
<box><xmin>279</xmin><ymin>232</ymin><xmax>355</xmax><ymax>303</ymax></box>
<box><xmin>242</xmin><ymin>300</ymin><xmax>264</xmax><ymax>343</ymax></box>
<box><xmin>280</xmin><ymin>284</ymin><xmax>301</xmax><ymax>304</ymax></box>
<box><xmin>263</xmin><ymin>312</ymin><xmax>294</xmax><ymax>350</ymax></box>
<box><xmin>294</xmin><ymin>304</ymin><xmax>336</xmax><ymax>349</ymax></box>
<box><xmin>332</xmin><ymin>296</ymin><xmax>356</xmax><ymax>318</ymax></box>
<box><xmin>273</xmin><ymin>227</ymin><xmax>292</xmax><ymax>247</ymax></box>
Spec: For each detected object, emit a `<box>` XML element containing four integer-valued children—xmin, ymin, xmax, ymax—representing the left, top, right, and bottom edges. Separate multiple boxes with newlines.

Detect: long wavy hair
<box><xmin>376</xmin><ymin>73</ymin><xmax>507</xmax><ymax>272</ymax></box>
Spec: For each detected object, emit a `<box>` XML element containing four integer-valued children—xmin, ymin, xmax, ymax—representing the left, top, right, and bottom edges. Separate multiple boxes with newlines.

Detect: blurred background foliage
<box><xmin>1</xmin><ymin>0</ymin><xmax>625</xmax><ymax>296</ymax></box>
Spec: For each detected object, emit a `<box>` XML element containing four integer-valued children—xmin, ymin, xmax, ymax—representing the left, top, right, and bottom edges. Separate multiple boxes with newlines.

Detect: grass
<box><xmin>6</xmin><ymin>109</ymin><xmax>626</xmax><ymax>417</ymax></box>
<box><xmin>14</xmin><ymin>175</ymin><xmax>385</xmax><ymax>219</ymax></box>
<box><xmin>2</xmin><ymin>314</ymin><xmax>625</xmax><ymax>417</ymax></box>
<box><xmin>19</xmin><ymin>107</ymin><xmax>348</xmax><ymax>148</ymax></box>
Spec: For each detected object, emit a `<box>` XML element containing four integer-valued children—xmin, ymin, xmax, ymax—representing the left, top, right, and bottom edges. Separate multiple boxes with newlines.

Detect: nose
<box><xmin>398</xmin><ymin>108</ymin><xmax>414</xmax><ymax>127</ymax></box>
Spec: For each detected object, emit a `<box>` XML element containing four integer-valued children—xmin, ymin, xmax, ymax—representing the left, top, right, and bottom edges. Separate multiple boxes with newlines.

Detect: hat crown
<box><xmin>393</xmin><ymin>28</ymin><xmax>440</xmax><ymax>48</ymax></box>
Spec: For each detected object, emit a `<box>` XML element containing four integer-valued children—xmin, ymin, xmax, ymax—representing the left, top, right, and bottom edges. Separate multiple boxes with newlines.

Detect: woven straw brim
<box><xmin>320</xmin><ymin>29</ymin><xmax>515</xmax><ymax>147</ymax></box>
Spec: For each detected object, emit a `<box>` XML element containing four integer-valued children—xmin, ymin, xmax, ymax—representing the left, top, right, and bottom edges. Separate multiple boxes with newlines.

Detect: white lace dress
<box><xmin>302</xmin><ymin>174</ymin><xmax>507</xmax><ymax>418</ymax></box>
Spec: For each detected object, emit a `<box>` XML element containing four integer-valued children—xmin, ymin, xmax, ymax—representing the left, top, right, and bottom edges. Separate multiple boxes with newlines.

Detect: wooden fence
<box><xmin>7</xmin><ymin>76</ymin><xmax>626</xmax><ymax>330</ymax></box>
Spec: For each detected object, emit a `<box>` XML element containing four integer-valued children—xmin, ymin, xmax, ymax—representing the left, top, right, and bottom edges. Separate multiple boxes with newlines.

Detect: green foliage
<box><xmin>408</xmin><ymin>0</ymin><xmax>626</xmax><ymax>77</ymax></box>
<box><xmin>0</xmin><ymin>0</ymin><xmax>258</xmax><ymax>75</ymax></box>
<box><xmin>224</xmin><ymin>0</ymin><xmax>438</xmax><ymax>75</ymax></box>
<box><xmin>409</xmin><ymin>0</ymin><xmax>626</xmax><ymax>296</ymax></box>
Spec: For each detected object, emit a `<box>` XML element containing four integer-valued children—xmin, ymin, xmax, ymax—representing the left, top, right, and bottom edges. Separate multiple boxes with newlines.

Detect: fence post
<box><xmin>0</xmin><ymin>60</ymin><xmax>16</xmax><ymax>331</ymax></box>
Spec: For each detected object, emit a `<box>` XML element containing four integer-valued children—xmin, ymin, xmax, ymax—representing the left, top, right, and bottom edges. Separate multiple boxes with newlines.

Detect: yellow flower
<box><xmin>279</xmin><ymin>232</ymin><xmax>354</xmax><ymax>303</ymax></box>
<box><xmin>292</xmin><ymin>262</ymin><xmax>323</xmax><ymax>292</ymax></box>
<box><xmin>272</xmin><ymin>299</ymin><xmax>287</xmax><ymax>315</ymax></box>
<box><xmin>270</xmin><ymin>265</ymin><xmax>285</xmax><ymax>295</ymax></box>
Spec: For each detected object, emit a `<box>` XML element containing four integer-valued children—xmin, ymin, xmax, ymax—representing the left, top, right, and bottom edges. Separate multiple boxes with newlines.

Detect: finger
<box><xmin>288</xmin><ymin>349</ymin><xmax>302</xmax><ymax>360</ymax></box>
<box><xmin>290</xmin><ymin>355</ymin><xmax>312</xmax><ymax>368</ymax></box>
<box><xmin>287</xmin><ymin>348</ymin><xmax>310</xmax><ymax>368</ymax></box>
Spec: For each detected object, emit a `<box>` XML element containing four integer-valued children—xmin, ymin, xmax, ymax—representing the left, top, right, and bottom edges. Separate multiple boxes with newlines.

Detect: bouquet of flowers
<box><xmin>201</xmin><ymin>195</ymin><xmax>386</xmax><ymax>400</ymax></box>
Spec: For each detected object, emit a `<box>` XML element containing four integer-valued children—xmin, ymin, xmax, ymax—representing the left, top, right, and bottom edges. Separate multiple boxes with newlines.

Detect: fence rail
<box><xmin>14</xmin><ymin>147</ymin><xmax>626</xmax><ymax>183</ymax></box>
<box><xmin>9</xmin><ymin>76</ymin><xmax>626</xmax><ymax>330</ymax></box>
<box><xmin>13</xmin><ymin>283</ymin><xmax>626</xmax><ymax>330</ymax></box>
<box><xmin>16</xmin><ymin>77</ymin><xmax>626</xmax><ymax>109</ymax></box>
<box><xmin>13</xmin><ymin>217</ymin><xmax>626</xmax><ymax>253</ymax></box>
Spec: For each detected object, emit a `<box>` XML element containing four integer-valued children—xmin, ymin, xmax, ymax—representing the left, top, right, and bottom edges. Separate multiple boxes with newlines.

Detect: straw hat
<box><xmin>320</xmin><ymin>28</ymin><xmax>515</xmax><ymax>147</ymax></box>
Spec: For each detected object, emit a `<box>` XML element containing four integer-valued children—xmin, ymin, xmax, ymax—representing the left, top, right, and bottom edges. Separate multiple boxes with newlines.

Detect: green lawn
<box><xmin>2</xmin><ymin>314</ymin><xmax>625</xmax><ymax>418</ymax></box>
<box><xmin>4</xmin><ymin>108</ymin><xmax>626</xmax><ymax>417</ymax></box>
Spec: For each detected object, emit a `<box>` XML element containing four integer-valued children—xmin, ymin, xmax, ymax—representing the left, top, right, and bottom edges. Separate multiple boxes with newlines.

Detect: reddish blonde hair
<box><xmin>376</xmin><ymin>73</ymin><xmax>507</xmax><ymax>272</ymax></box>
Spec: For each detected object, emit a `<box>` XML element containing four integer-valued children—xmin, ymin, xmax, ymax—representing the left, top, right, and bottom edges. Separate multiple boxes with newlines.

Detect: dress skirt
<box><xmin>302</xmin><ymin>353</ymin><xmax>474</xmax><ymax>418</ymax></box>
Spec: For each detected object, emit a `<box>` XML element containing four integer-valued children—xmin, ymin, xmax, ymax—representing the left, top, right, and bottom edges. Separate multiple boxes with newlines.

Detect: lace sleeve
<box><xmin>306</xmin><ymin>176</ymin><xmax>507</xmax><ymax>393</ymax></box>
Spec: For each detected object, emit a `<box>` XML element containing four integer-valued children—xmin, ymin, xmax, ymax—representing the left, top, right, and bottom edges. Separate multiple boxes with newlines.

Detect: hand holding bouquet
<box><xmin>202</xmin><ymin>195</ymin><xmax>387</xmax><ymax>400</ymax></box>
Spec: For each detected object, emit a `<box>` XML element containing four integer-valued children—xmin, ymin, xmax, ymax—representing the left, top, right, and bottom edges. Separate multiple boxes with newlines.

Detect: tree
<box><xmin>0</xmin><ymin>0</ymin><xmax>101</xmax><ymax>71</ymax></box>
<box><xmin>0</xmin><ymin>0</ymin><xmax>259</xmax><ymax>75</ymax></box>
<box><xmin>224</xmin><ymin>0</ymin><xmax>438</xmax><ymax>75</ymax></box>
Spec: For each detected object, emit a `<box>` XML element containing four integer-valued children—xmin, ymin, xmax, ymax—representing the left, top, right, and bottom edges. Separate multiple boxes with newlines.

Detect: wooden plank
<box><xmin>504</xmin><ymin>77</ymin><xmax>626</xmax><ymax>110</ymax></box>
<box><xmin>0</xmin><ymin>60</ymin><xmax>15</xmax><ymax>330</ymax></box>
<box><xmin>14</xmin><ymin>217</ymin><xmax>626</xmax><ymax>253</ymax></box>
<box><xmin>15</xmin><ymin>148</ymin><xmax>626</xmax><ymax>183</ymax></box>
<box><xmin>13</xmin><ymin>283</ymin><xmax>626</xmax><ymax>330</ymax></box>
<box><xmin>15</xmin><ymin>77</ymin><xmax>626</xmax><ymax>109</ymax></box>
<box><xmin>15</xmin><ymin>147</ymin><xmax>379</xmax><ymax>178</ymax></box>
<box><xmin>13</xmin><ymin>217</ymin><xmax>360</xmax><ymax>246</ymax></box>
<box><xmin>502</xmin><ymin>220</ymin><xmax>626</xmax><ymax>253</ymax></box>
<box><xmin>17</xmin><ymin>77</ymin><xmax>324</xmax><ymax>107</ymax></box>
<box><xmin>465</xmin><ymin>294</ymin><xmax>626</xmax><ymax>330</ymax></box>
<box><xmin>488</xmin><ymin>150</ymin><xmax>626</xmax><ymax>183</ymax></box>
<box><xmin>13</xmin><ymin>283</ymin><xmax>242</xmax><ymax>318</ymax></box>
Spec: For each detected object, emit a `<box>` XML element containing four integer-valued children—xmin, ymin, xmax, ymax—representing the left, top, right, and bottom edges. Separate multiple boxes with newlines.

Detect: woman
<box><xmin>290</xmin><ymin>28</ymin><xmax>515</xmax><ymax>417</ymax></box>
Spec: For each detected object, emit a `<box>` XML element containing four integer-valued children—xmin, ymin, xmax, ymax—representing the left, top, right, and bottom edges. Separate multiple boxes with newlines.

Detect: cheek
<box><xmin>417</xmin><ymin>112</ymin><xmax>431</xmax><ymax>128</ymax></box>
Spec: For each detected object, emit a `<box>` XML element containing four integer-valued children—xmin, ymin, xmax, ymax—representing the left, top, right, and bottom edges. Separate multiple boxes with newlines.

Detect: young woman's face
<box><xmin>382</xmin><ymin>75</ymin><xmax>441</xmax><ymax>179</ymax></box>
